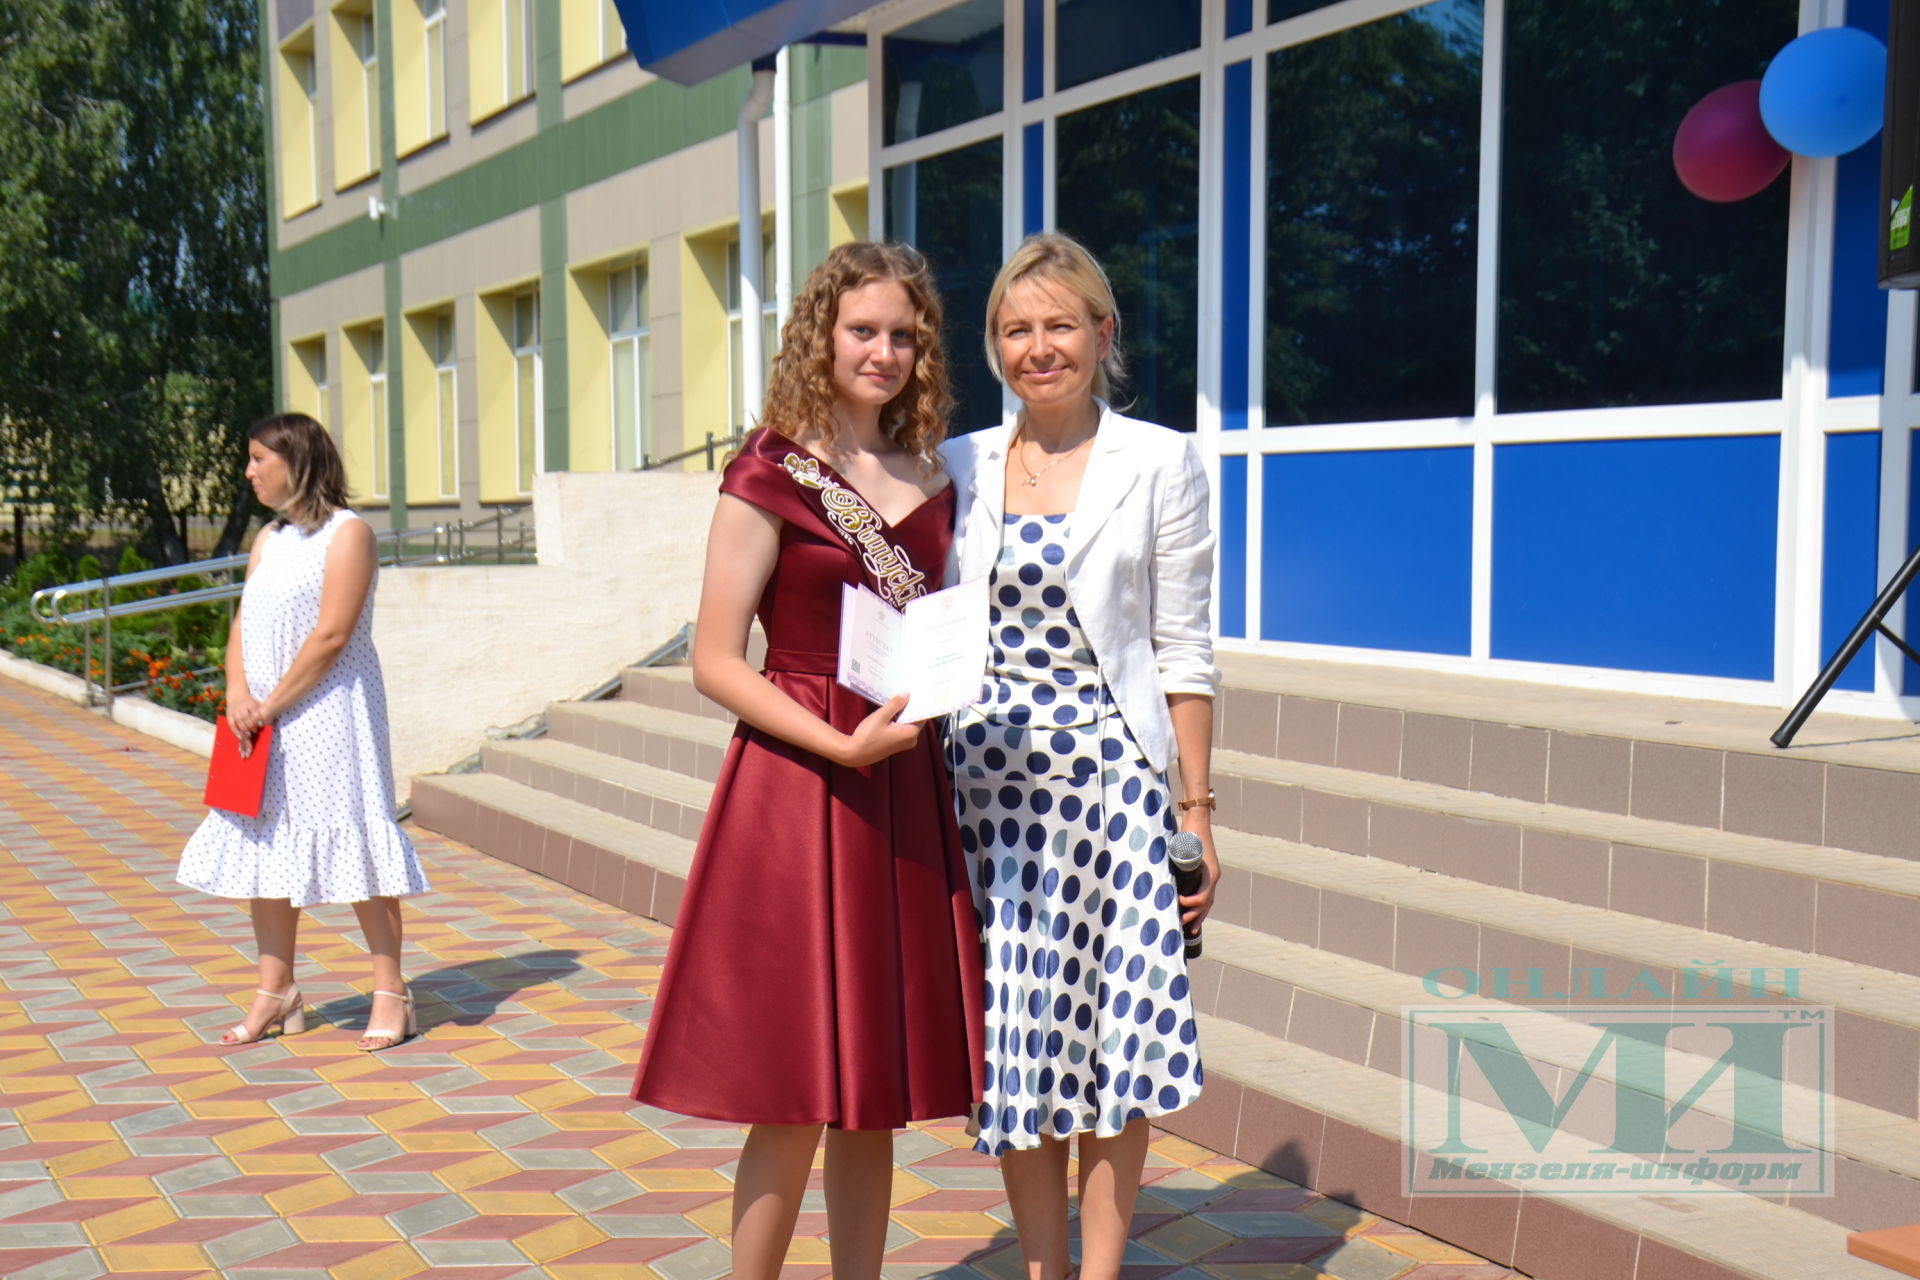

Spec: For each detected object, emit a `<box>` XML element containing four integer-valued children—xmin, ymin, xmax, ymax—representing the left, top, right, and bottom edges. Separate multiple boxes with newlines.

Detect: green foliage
<box><xmin>74</xmin><ymin>554</ymin><xmax>102</xmax><ymax>584</ymax></box>
<box><xmin>0</xmin><ymin>0</ymin><xmax>270</xmax><ymax>562</ymax></box>
<box><xmin>117</xmin><ymin>545</ymin><xmax>152</xmax><ymax>577</ymax></box>
<box><xmin>0</xmin><ymin>549</ymin><xmax>75</xmax><ymax>606</ymax></box>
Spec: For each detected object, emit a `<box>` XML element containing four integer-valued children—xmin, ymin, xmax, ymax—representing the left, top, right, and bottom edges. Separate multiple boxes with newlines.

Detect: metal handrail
<box><xmin>23</xmin><ymin>506</ymin><xmax>538</xmax><ymax>713</ymax></box>
<box><xmin>638</xmin><ymin>431</ymin><xmax>744</xmax><ymax>471</ymax></box>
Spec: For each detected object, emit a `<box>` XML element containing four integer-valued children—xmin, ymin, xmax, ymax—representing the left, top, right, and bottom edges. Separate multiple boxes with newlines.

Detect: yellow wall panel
<box><xmin>567</xmin><ymin>269</ymin><xmax>612</xmax><ymax>472</ymax></box>
<box><xmin>476</xmin><ymin>291</ymin><xmax>519</xmax><ymax>503</ymax></box>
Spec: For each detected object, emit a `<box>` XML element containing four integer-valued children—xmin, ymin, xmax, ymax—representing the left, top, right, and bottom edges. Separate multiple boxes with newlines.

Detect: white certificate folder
<box><xmin>837</xmin><ymin>578</ymin><xmax>989</xmax><ymax>723</ymax></box>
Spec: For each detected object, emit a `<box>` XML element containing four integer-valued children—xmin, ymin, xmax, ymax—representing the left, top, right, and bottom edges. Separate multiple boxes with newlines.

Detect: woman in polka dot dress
<box><xmin>178</xmin><ymin>413</ymin><xmax>427</xmax><ymax>1052</ymax></box>
<box><xmin>942</xmin><ymin>233</ymin><xmax>1220</xmax><ymax>1280</ymax></box>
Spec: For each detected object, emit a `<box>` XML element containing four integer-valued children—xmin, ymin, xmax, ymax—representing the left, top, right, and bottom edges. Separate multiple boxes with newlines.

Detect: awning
<box><xmin>613</xmin><ymin>0</ymin><xmax>875</xmax><ymax>86</ymax></box>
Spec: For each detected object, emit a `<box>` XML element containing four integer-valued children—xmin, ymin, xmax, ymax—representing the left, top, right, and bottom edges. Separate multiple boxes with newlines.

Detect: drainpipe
<box><xmin>773</xmin><ymin>46</ymin><xmax>793</xmax><ymax>333</ymax></box>
<box><xmin>738</xmin><ymin>58</ymin><xmax>777</xmax><ymax>428</ymax></box>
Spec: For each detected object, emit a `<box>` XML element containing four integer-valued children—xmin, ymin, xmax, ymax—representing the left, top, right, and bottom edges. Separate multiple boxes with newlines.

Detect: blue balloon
<box><xmin>1760</xmin><ymin>27</ymin><xmax>1888</xmax><ymax>158</ymax></box>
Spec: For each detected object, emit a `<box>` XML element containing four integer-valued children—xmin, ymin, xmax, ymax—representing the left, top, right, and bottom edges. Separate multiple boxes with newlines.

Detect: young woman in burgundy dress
<box><xmin>630</xmin><ymin>242</ymin><xmax>984</xmax><ymax>1280</ymax></box>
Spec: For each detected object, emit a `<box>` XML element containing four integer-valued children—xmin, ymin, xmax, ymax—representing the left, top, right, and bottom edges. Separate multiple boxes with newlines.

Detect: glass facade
<box><xmin>1057</xmin><ymin>79</ymin><xmax>1201</xmax><ymax>434</ymax></box>
<box><xmin>1264</xmin><ymin>0</ymin><xmax>1481</xmax><ymax>425</ymax></box>
<box><xmin>883</xmin><ymin>0</ymin><xmax>1004</xmax><ymax>146</ymax></box>
<box><xmin>1498</xmin><ymin>0</ymin><xmax>1795</xmax><ymax>412</ymax></box>
<box><xmin>885</xmin><ymin>139</ymin><xmax>1004</xmax><ymax>433</ymax></box>
<box><xmin>1055</xmin><ymin>0</ymin><xmax>1199</xmax><ymax>91</ymax></box>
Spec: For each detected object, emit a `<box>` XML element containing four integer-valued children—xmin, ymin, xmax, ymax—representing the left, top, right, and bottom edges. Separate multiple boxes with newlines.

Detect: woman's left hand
<box><xmin>1177</xmin><ymin>815</ymin><xmax>1221</xmax><ymax>929</ymax></box>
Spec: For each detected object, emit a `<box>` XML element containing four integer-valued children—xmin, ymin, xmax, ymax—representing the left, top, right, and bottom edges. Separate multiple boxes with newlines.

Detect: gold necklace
<box><xmin>1014</xmin><ymin>427</ymin><xmax>1093</xmax><ymax>487</ymax></box>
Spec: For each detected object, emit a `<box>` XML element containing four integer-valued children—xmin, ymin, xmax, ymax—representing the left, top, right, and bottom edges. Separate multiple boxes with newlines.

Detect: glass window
<box><xmin>421</xmin><ymin>0</ymin><xmax>447</xmax><ymax>139</ymax></box>
<box><xmin>610</xmin><ymin>264</ymin><xmax>650</xmax><ymax>469</ymax></box>
<box><xmin>433</xmin><ymin>312</ymin><xmax>457</xmax><ymax>497</ymax></box>
<box><xmin>357</xmin><ymin>12</ymin><xmax>380</xmax><ymax>172</ymax></box>
<box><xmin>726</xmin><ymin>235</ymin><xmax>777</xmax><ymax>432</ymax></box>
<box><xmin>1057</xmin><ymin>78</ymin><xmax>1201</xmax><ymax>433</ymax></box>
<box><xmin>1056</xmin><ymin>0</ymin><xmax>1200</xmax><ymax>93</ymax></box>
<box><xmin>883</xmin><ymin>0</ymin><xmax>1004</xmax><ymax>146</ymax></box>
<box><xmin>1265</xmin><ymin>0</ymin><xmax>1482</xmax><ymax>425</ymax></box>
<box><xmin>600</xmin><ymin>0</ymin><xmax>626</xmax><ymax>60</ymax></box>
<box><xmin>886</xmin><ymin>138</ymin><xmax>1004</xmax><ymax>434</ymax></box>
<box><xmin>1269</xmin><ymin>0</ymin><xmax>1339</xmax><ymax>22</ymax></box>
<box><xmin>513</xmin><ymin>290</ymin><xmax>541</xmax><ymax>492</ymax></box>
<box><xmin>505</xmin><ymin>0</ymin><xmax>534</xmax><ymax>101</ymax></box>
<box><xmin>367</xmin><ymin>324</ymin><xmax>389</xmax><ymax>499</ymax></box>
<box><xmin>1498</xmin><ymin>0</ymin><xmax>1795</xmax><ymax>412</ymax></box>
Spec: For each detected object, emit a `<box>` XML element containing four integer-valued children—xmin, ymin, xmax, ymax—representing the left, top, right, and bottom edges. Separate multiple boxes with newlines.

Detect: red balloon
<box><xmin>1673</xmin><ymin>80</ymin><xmax>1791</xmax><ymax>202</ymax></box>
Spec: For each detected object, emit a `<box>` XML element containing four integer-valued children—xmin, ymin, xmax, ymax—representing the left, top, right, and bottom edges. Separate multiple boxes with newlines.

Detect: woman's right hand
<box><xmin>226</xmin><ymin>690</ymin><xmax>266</xmax><ymax>755</ymax></box>
<box><xmin>838</xmin><ymin>695</ymin><xmax>921</xmax><ymax>767</ymax></box>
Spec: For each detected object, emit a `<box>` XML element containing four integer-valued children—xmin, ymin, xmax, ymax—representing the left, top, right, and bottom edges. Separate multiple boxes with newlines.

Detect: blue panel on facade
<box><xmin>614</xmin><ymin>0</ymin><xmax>871</xmax><ymax>84</ymax></box>
<box><xmin>1024</xmin><ymin>0</ymin><xmax>1044</xmax><ymax>100</ymax></box>
<box><xmin>1260</xmin><ymin>448</ymin><xmax>1472</xmax><ymax>654</ymax></box>
<box><xmin>1221</xmin><ymin>61</ymin><xmax>1251</xmax><ymax>431</ymax></box>
<box><xmin>1492</xmin><ymin>437</ymin><xmax>1778</xmax><ymax>680</ymax></box>
<box><xmin>1822</xmin><ymin>431</ymin><xmax>1881</xmax><ymax>692</ymax></box>
<box><xmin>1832</xmin><ymin>0</ymin><xmax>1889</xmax><ymax>398</ymax></box>
<box><xmin>1227</xmin><ymin>0</ymin><xmax>1254</xmax><ymax>37</ymax></box>
<box><xmin>1220</xmin><ymin>454</ymin><xmax>1248</xmax><ymax>638</ymax></box>
<box><xmin>1023</xmin><ymin>122</ymin><xmax>1044</xmax><ymax>235</ymax></box>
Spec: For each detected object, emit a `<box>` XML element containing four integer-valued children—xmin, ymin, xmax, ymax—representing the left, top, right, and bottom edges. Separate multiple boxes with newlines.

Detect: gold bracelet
<box><xmin>1176</xmin><ymin>789</ymin><xmax>1216</xmax><ymax>813</ymax></box>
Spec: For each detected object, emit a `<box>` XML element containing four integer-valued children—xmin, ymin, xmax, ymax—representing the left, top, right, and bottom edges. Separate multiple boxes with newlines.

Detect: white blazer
<box><xmin>942</xmin><ymin>403</ymin><xmax>1219</xmax><ymax>773</ymax></box>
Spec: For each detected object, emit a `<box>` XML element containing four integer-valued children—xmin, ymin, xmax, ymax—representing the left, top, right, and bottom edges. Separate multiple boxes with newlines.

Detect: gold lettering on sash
<box><xmin>782</xmin><ymin>452</ymin><xmax>928</xmax><ymax>608</ymax></box>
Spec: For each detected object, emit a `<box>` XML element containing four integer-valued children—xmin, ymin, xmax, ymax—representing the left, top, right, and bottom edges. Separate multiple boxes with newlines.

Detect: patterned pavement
<box><xmin>0</xmin><ymin>676</ymin><xmax>1520</xmax><ymax>1280</ymax></box>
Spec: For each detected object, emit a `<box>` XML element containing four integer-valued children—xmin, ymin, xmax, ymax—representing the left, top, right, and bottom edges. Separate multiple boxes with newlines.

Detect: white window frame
<box><xmin>358</xmin><ymin>11</ymin><xmax>380</xmax><ymax>173</ymax></box>
<box><xmin>367</xmin><ymin>323</ymin><xmax>389</xmax><ymax>501</ymax></box>
<box><xmin>512</xmin><ymin>288</ymin><xmax>543</xmax><ymax>494</ymax></box>
<box><xmin>422</xmin><ymin>0</ymin><xmax>447</xmax><ymax>139</ymax></box>
<box><xmin>600</xmin><ymin>0</ymin><xmax>627</xmax><ymax>61</ymax></box>
<box><xmin>505</xmin><ymin>0</ymin><xmax>535</xmax><ymax>102</ymax></box>
<box><xmin>433</xmin><ymin>311</ymin><xmax>458</xmax><ymax>499</ymax></box>
<box><xmin>609</xmin><ymin>263</ymin><xmax>650</xmax><ymax>469</ymax></box>
<box><xmin>298</xmin><ymin>47</ymin><xmax>320</xmax><ymax>200</ymax></box>
<box><xmin>726</xmin><ymin>234</ymin><xmax>778</xmax><ymax>432</ymax></box>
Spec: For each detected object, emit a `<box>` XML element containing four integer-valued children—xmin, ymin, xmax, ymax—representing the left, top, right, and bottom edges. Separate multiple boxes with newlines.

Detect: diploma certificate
<box><xmin>837</xmin><ymin>577</ymin><xmax>989</xmax><ymax>722</ymax></box>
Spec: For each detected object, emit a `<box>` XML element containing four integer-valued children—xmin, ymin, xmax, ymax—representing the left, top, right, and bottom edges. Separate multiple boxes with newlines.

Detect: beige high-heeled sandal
<box><xmin>359</xmin><ymin>987</ymin><xmax>417</xmax><ymax>1052</ymax></box>
<box><xmin>220</xmin><ymin>988</ymin><xmax>306</xmax><ymax>1045</ymax></box>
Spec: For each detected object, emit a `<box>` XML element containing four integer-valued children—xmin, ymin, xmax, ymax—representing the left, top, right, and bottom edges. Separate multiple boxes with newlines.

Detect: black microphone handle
<box><xmin>1168</xmin><ymin>832</ymin><xmax>1206</xmax><ymax>960</ymax></box>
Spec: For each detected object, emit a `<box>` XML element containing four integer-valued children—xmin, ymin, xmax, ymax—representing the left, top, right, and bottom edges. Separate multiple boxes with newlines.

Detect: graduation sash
<box><xmin>780</xmin><ymin>451</ymin><xmax>930</xmax><ymax>609</ymax></box>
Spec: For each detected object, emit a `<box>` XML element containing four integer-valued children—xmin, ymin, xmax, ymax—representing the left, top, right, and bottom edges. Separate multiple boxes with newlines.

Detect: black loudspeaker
<box><xmin>1885</xmin><ymin>0</ymin><xmax>1920</xmax><ymax>287</ymax></box>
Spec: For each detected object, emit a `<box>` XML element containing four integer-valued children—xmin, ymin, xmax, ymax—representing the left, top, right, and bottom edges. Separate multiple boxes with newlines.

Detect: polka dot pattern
<box><xmin>178</xmin><ymin>509</ymin><xmax>428</xmax><ymax>908</ymax></box>
<box><xmin>951</xmin><ymin>514</ymin><xmax>1201</xmax><ymax>1156</ymax></box>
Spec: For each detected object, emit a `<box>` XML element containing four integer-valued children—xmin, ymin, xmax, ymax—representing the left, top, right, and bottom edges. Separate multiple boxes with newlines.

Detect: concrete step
<box><xmin>548</xmin><ymin>688</ymin><xmax>1920</xmax><ymax>986</ymax></box>
<box><xmin>545</xmin><ymin>698</ymin><xmax>734</xmax><ymax>783</ymax></box>
<box><xmin>1192</xmin><ymin>919</ymin><xmax>1920</xmax><ymax>1230</ymax></box>
<box><xmin>409</xmin><ymin>771</ymin><xmax>694</xmax><ymax>925</ymax></box>
<box><xmin>481</xmin><ymin>737</ymin><xmax>714</xmax><ymax>844</ymax></box>
<box><xmin>625</xmin><ymin>654</ymin><xmax>1920</xmax><ymax>865</ymax></box>
<box><xmin>1214</xmin><ymin>746</ymin><xmax>1920</xmax><ymax>978</ymax></box>
<box><xmin>1208</xmin><ymin>819</ymin><xmax>1920</xmax><ymax>1118</ymax></box>
<box><xmin>506</xmin><ymin>695</ymin><xmax>1920</xmax><ymax>1119</ymax></box>
<box><xmin>1172</xmin><ymin>1014</ymin><xmax>1894</xmax><ymax>1280</ymax></box>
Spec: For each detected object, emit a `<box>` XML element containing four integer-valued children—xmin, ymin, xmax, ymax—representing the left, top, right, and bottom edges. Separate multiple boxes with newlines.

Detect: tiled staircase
<box><xmin>409</xmin><ymin>648</ymin><xmax>1920</xmax><ymax>1280</ymax></box>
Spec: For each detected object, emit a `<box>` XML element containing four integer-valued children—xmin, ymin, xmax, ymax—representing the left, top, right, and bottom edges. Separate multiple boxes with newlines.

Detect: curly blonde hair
<box><xmin>760</xmin><ymin>242</ymin><xmax>954</xmax><ymax>464</ymax></box>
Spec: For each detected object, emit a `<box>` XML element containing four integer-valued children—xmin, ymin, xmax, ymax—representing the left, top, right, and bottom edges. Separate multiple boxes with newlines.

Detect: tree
<box><xmin>0</xmin><ymin>0</ymin><xmax>269</xmax><ymax>564</ymax></box>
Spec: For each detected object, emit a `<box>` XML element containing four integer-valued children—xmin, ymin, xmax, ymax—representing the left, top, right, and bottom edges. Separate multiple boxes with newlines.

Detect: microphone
<box><xmin>1167</xmin><ymin>832</ymin><xmax>1207</xmax><ymax>960</ymax></box>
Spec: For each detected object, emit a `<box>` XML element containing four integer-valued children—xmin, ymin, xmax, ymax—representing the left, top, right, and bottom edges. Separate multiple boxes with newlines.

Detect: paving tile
<box><xmin>0</xmin><ymin>677</ymin><xmax>1510</xmax><ymax>1280</ymax></box>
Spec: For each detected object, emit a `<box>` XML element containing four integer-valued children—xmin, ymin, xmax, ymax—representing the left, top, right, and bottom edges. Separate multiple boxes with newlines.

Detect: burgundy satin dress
<box><xmin>630</xmin><ymin>428</ymin><xmax>987</xmax><ymax>1130</ymax></box>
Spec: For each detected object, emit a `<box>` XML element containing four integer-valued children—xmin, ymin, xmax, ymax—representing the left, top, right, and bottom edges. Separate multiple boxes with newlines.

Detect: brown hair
<box><xmin>984</xmin><ymin>231</ymin><xmax>1128</xmax><ymax>404</ymax></box>
<box><xmin>760</xmin><ymin>241</ymin><xmax>954</xmax><ymax>464</ymax></box>
<box><xmin>249</xmin><ymin>412</ymin><xmax>349</xmax><ymax>534</ymax></box>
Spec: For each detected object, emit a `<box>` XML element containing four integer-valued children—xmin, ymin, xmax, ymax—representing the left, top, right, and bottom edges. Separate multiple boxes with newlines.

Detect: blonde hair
<box><xmin>249</xmin><ymin>412</ymin><xmax>349</xmax><ymax>534</ymax></box>
<box><xmin>760</xmin><ymin>241</ymin><xmax>954</xmax><ymax>464</ymax></box>
<box><xmin>983</xmin><ymin>231</ymin><xmax>1128</xmax><ymax>403</ymax></box>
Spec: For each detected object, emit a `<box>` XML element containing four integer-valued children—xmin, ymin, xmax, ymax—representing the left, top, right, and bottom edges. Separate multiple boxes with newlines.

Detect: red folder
<box><xmin>204</xmin><ymin>716</ymin><xmax>273</xmax><ymax>818</ymax></box>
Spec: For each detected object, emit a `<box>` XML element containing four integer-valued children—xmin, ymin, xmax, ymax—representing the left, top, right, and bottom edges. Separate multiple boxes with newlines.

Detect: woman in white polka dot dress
<box><xmin>942</xmin><ymin>234</ymin><xmax>1220</xmax><ymax>1280</ymax></box>
<box><xmin>178</xmin><ymin>413</ymin><xmax>427</xmax><ymax>1052</ymax></box>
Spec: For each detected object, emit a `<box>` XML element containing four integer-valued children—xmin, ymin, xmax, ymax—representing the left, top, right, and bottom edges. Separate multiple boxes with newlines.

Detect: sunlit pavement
<box><xmin>0</xmin><ymin>677</ymin><xmax>1520</xmax><ymax>1280</ymax></box>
